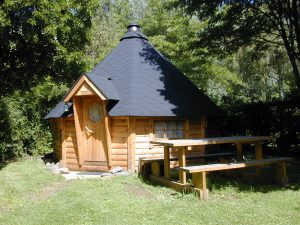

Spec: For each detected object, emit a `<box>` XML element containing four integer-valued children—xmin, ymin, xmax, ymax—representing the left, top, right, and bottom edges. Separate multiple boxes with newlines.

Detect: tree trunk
<box><xmin>276</xmin><ymin>0</ymin><xmax>300</xmax><ymax>89</ymax></box>
<box><xmin>284</xmin><ymin>46</ymin><xmax>300</xmax><ymax>89</ymax></box>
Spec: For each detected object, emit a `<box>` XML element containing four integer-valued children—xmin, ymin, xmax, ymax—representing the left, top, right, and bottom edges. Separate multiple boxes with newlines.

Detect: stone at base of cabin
<box><xmin>100</xmin><ymin>172</ymin><xmax>112</xmax><ymax>177</ymax></box>
<box><xmin>115</xmin><ymin>171</ymin><xmax>133</xmax><ymax>176</ymax></box>
<box><xmin>60</xmin><ymin>167</ymin><xmax>70</xmax><ymax>174</ymax></box>
<box><xmin>50</xmin><ymin>167</ymin><xmax>60</xmax><ymax>174</ymax></box>
<box><xmin>46</xmin><ymin>161</ymin><xmax>61</xmax><ymax>174</ymax></box>
<box><xmin>109</xmin><ymin>166</ymin><xmax>123</xmax><ymax>174</ymax></box>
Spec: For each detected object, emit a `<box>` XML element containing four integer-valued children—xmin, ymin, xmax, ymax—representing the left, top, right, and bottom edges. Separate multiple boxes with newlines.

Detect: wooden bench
<box><xmin>179</xmin><ymin>157</ymin><xmax>294</xmax><ymax>200</ymax></box>
<box><xmin>138</xmin><ymin>152</ymin><xmax>236</xmax><ymax>178</ymax></box>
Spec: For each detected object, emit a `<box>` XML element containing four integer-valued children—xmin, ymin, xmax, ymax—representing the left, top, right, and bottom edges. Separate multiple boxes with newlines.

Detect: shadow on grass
<box><xmin>0</xmin><ymin>157</ymin><xmax>20</xmax><ymax>171</ymax></box>
<box><xmin>205</xmin><ymin>160</ymin><xmax>300</xmax><ymax>193</ymax></box>
<box><xmin>208</xmin><ymin>172</ymin><xmax>300</xmax><ymax>194</ymax></box>
<box><xmin>0</xmin><ymin>161</ymin><xmax>8</xmax><ymax>170</ymax></box>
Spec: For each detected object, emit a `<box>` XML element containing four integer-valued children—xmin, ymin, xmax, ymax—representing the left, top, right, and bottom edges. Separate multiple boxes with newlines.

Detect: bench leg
<box><xmin>151</xmin><ymin>161</ymin><xmax>161</xmax><ymax>176</ymax></box>
<box><xmin>179</xmin><ymin>147</ymin><xmax>187</xmax><ymax>184</ymax></box>
<box><xmin>192</xmin><ymin>172</ymin><xmax>209</xmax><ymax>200</ymax></box>
<box><xmin>255</xmin><ymin>142</ymin><xmax>263</xmax><ymax>175</ymax></box>
<box><xmin>278</xmin><ymin>162</ymin><xmax>288</xmax><ymax>185</ymax></box>
<box><xmin>164</xmin><ymin>146</ymin><xmax>171</xmax><ymax>179</ymax></box>
<box><xmin>138</xmin><ymin>158</ymin><xmax>143</xmax><ymax>177</ymax></box>
<box><xmin>219</xmin><ymin>158</ymin><xmax>230</xmax><ymax>163</ymax></box>
<box><xmin>236</xmin><ymin>143</ymin><xmax>243</xmax><ymax>161</ymax></box>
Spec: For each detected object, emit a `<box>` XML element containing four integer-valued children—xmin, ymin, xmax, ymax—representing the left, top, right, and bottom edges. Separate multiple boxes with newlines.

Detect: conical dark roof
<box><xmin>46</xmin><ymin>24</ymin><xmax>223</xmax><ymax>119</ymax></box>
<box><xmin>87</xmin><ymin>24</ymin><xmax>223</xmax><ymax>118</ymax></box>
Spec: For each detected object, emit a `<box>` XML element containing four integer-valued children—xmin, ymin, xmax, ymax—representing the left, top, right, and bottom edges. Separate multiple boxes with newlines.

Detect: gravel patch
<box><xmin>62</xmin><ymin>170</ymin><xmax>133</xmax><ymax>180</ymax></box>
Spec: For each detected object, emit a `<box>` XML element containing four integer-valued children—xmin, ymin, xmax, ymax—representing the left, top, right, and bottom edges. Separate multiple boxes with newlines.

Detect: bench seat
<box><xmin>180</xmin><ymin>157</ymin><xmax>294</xmax><ymax>173</ymax></box>
<box><xmin>179</xmin><ymin>157</ymin><xmax>293</xmax><ymax>200</ymax></box>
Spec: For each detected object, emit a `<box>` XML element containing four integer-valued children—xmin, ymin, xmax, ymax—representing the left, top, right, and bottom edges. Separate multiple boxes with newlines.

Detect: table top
<box><xmin>150</xmin><ymin>136</ymin><xmax>270</xmax><ymax>147</ymax></box>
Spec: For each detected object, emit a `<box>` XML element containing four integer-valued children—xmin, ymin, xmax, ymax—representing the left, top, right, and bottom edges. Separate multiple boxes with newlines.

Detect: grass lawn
<box><xmin>0</xmin><ymin>158</ymin><xmax>299</xmax><ymax>225</ymax></box>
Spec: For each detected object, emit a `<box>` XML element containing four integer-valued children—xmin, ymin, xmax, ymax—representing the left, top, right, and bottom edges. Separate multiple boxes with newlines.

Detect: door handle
<box><xmin>85</xmin><ymin>126</ymin><xmax>95</xmax><ymax>134</ymax></box>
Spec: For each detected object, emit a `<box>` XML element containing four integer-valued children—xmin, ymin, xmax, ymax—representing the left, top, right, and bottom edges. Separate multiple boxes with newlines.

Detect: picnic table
<box><xmin>149</xmin><ymin>136</ymin><xmax>293</xmax><ymax>200</ymax></box>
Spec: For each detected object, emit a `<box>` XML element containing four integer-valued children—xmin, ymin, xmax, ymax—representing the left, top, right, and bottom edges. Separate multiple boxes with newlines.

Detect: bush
<box><xmin>223</xmin><ymin>94</ymin><xmax>300</xmax><ymax>156</ymax></box>
<box><xmin>0</xmin><ymin>77</ymin><xmax>68</xmax><ymax>162</ymax></box>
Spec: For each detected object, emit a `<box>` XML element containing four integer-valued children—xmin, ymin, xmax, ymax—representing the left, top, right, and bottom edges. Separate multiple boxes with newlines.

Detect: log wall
<box><xmin>50</xmin><ymin>119</ymin><xmax>62</xmax><ymax>161</ymax></box>
<box><xmin>132</xmin><ymin>117</ymin><xmax>206</xmax><ymax>170</ymax></box>
<box><xmin>54</xmin><ymin>116</ymin><xmax>207</xmax><ymax>172</ymax></box>
<box><xmin>63</xmin><ymin>118</ymin><xmax>80</xmax><ymax>170</ymax></box>
<box><xmin>110</xmin><ymin>117</ymin><xmax>128</xmax><ymax>170</ymax></box>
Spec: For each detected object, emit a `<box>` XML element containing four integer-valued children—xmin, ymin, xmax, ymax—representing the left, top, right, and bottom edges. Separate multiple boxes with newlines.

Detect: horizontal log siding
<box><xmin>134</xmin><ymin>118</ymin><xmax>162</xmax><ymax>169</ymax></box>
<box><xmin>64</xmin><ymin>119</ymin><xmax>80</xmax><ymax>170</ymax></box>
<box><xmin>110</xmin><ymin>118</ymin><xmax>128</xmax><ymax>170</ymax></box>
<box><xmin>188</xmin><ymin>120</ymin><xmax>205</xmax><ymax>155</ymax></box>
<box><xmin>50</xmin><ymin>119</ymin><xmax>62</xmax><ymax>161</ymax></box>
<box><xmin>59</xmin><ymin>117</ymin><xmax>129</xmax><ymax>171</ymax></box>
<box><xmin>57</xmin><ymin>117</ymin><xmax>206</xmax><ymax>172</ymax></box>
<box><xmin>133</xmin><ymin>118</ymin><xmax>205</xmax><ymax>170</ymax></box>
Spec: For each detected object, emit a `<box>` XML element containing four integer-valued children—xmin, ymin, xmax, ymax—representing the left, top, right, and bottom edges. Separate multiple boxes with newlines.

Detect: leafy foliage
<box><xmin>86</xmin><ymin>0</ymin><xmax>147</xmax><ymax>66</ymax></box>
<box><xmin>137</xmin><ymin>0</ymin><xmax>244</xmax><ymax>105</ymax></box>
<box><xmin>222</xmin><ymin>46</ymin><xmax>295</xmax><ymax>104</ymax></box>
<box><xmin>175</xmin><ymin>0</ymin><xmax>300</xmax><ymax>89</ymax></box>
<box><xmin>0</xmin><ymin>0</ymin><xmax>98</xmax><ymax>95</ymax></box>
<box><xmin>0</xmin><ymin>77</ymin><xmax>68</xmax><ymax>161</ymax></box>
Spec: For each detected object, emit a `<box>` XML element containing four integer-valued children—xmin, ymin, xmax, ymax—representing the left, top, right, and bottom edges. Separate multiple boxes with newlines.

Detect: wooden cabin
<box><xmin>45</xmin><ymin>23</ymin><xmax>224</xmax><ymax>172</ymax></box>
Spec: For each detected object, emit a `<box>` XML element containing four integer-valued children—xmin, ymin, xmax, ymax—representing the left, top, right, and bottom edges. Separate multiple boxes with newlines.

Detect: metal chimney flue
<box><xmin>127</xmin><ymin>22</ymin><xmax>141</xmax><ymax>32</ymax></box>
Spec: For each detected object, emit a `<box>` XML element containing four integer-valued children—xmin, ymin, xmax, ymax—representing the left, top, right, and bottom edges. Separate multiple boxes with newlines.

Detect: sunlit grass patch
<box><xmin>0</xmin><ymin>158</ymin><xmax>299</xmax><ymax>225</ymax></box>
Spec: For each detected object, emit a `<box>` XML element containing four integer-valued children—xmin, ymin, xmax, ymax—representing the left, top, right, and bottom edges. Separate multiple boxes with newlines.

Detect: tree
<box><xmin>86</xmin><ymin>0</ymin><xmax>148</xmax><ymax>66</ymax></box>
<box><xmin>175</xmin><ymin>0</ymin><xmax>300</xmax><ymax>89</ymax></box>
<box><xmin>1</xmin><ymin>77</ymin><xmax>69</xmax><ymax>160</ymax></box>
<box><xmin>0</xmin><ymin>0</ymin><xmax>98</xmax><ymax>95</ymax></box>
<box><xmin>224</xmin><ymin>46</ymin><xmax>294</xmax><ymax>102</ymax></box>
<box><xmin>139</xmin><ymin>0</ymin><xmax>244</xmax><ymax>105</ymax></box>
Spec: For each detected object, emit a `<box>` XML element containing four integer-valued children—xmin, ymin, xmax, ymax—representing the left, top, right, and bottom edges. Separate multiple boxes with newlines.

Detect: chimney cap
<box><xmin>127</xmin><ymin>22</ymin><xmax>141</xmax><ymax>32</ymax></box>
<box><xmin>120</xmin><ymin>22</ymin><xmax>148</xmax><ymax>41</ymax></box>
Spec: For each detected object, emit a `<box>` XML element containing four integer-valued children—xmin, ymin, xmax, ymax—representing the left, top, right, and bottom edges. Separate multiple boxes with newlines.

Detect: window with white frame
<box><xmin>154</xmin><ymin>121</ymin><xmax>184</xmax><ymax>139</ymax></box>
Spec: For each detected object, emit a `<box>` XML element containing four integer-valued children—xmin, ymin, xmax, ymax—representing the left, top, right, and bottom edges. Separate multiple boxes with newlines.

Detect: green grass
<box><xmin>0</xmin><ymin>158</ymin><xmax>299</xmax><ymax>225</ymax></box>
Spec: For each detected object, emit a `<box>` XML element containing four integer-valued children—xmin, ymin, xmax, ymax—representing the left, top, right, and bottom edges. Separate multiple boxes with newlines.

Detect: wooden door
<box><xmin>82</xmin><ymin>99</ymin><xmax>107</xmax><ymax>163</ymax></box>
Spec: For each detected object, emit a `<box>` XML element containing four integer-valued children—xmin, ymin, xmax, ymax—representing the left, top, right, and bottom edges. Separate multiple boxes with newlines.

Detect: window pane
<box><xmin>166</xmin><ymin>131</ymin><xmax>176</xmax><ymax>139</ymax></box>
<box><xmin>155</xmin><ymin>130</ymin><xmax>164</xmax><ymax>138</ymax></box>
<box><xmin>154</xmin><ymin>122</ymin><xmax>165</xmax><ymax>131</ymax></box>
<box><xmin>176</xmin><ymin>121</ymin><xmax>183</xmax><ymax>130</ymax></box>
<box><xmin>166</xmin><ymin>121</ymin><xmax>176</xmax><ymax>130</ymax></box>
<box><xmin>154</xmin><ymin>120</ymin><xmax>184</xmax><ymax>139</ymax></box>
<box><xmin>175</xmin><ymin>130</ymin><xmax>184</xmax><ymax>138</ymax></box>
<box><xmin>89</xmin><ymin>105</ymin><xmax>102</xmax><ymax>122</ymax></box>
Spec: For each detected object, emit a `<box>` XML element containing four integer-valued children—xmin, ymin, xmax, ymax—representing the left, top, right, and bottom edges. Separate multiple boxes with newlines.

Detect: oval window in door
<box><xmin>89</xmin><ymin>104</ymin><xmax>102</xmax><ymax>123</ymax></box>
